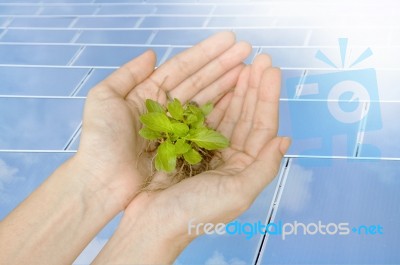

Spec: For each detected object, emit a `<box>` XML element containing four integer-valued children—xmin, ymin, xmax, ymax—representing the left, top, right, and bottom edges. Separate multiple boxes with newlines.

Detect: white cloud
<box><xmin>0</xmin><ymin>158</ymin><xmax>19</xmax><ymax>190</ymax></box>
<box><xmin>204</xmin><ymin>251</ymin><xmax>247</xmax><ymax>265</ymax></box>
<box><xmin>279</xmin><ymin>164</ymin><xmax>313</xmax><ymax>214</ymax></box>
<box><xmin>0</xmin><ymin>159</ymin><xmax>24</xmax><ymax>204</ymax></box>
<box><xmin>363</xmin><ymin>161</ymin><xmax>397</xmax><ymax>185</ymax></box>
<box><xmin>73</xmin><ymin>237</ymin><xmax>108</xmax><ymax>265</ymax></box>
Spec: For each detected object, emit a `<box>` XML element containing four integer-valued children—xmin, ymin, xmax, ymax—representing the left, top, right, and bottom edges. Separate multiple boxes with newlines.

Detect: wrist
<box><xmin>48</xmin><ymin>156</ymin><xmax>120</xmax><ymax>221</ymax></box>
<box><xmin>93</xmin><ymin>193</ymin><xmax>193</xmax><ymax>264</ymax></box>
<box><xmin>69</xmin><ymin>153</ymin><xmax>137</xmax><ymax>214</ymax></box>
<box><xmin>0</xmin><ymin>155</ymin><xmax>123</xmax><ymax>264</ymax></box>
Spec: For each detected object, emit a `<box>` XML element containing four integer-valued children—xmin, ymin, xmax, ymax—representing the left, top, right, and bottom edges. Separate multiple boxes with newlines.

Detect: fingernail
<box><xmin>279</xmin><ymin>137</ymin><xmax>291</xmax><ymax>155</ymax></box>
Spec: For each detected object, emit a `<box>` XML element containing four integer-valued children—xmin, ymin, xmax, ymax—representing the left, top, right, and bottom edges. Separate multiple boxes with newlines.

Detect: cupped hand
<box><xmin>74</xmin><ymin>32</ymin><xmax>251</xmax><ymax>211</ymax></box>
<box><xmin>102</xmin><ymin>54</ymin><xmax>291</xmax><ymax>263</ymax></box>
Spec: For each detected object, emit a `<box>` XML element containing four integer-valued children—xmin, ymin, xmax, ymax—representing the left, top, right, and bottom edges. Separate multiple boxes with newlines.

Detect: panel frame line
<box><xmin>0</xmin><ymin>151</ymin><xmax>399</xmax><ymax>161</ymax></box>
<box><xmin>3</xmin><ymin>65</ymin><xmax>400</xmax><ymax>72</ymax></box>
<box><xmin>0</xmin><ymin>14</ymin><xmax>400</xmax><ymax>19</ymax></box>
<box><xmin>253</xmin><ymin>158</ymin><xmax>292</xmax><ymax>265</ymax></box>
<box><xmin>69</xmin><ymin>67</ymin><xmax>94</xmax><ymax>96</ymax></box>
<box><xmin>0</xmin><ymin>150</ymin><xmax>77</xmax><ymax>153</ymax></box>
<box><xmin>2</xmin><ymin>25</ymin><xmax>400</xmax><ymax>30</ymax></box>
<box><xmin>63</xmin><ymin>121</ymin><xmax>82</xmax><ymax>151</ymax></box>
<box><xmin>0</xmin><ymin>95</ymin><xmax>87</xmax><ymax>99</ymax></box>
<box><xmin>353</xmin><ymin>101</ymin><xmax>370</xmax><ymax>157</ymax></box>
<box><xmin>2</xmin><ymin>95</ymin><xmax>400</xmax><ymax>104</ymax></box>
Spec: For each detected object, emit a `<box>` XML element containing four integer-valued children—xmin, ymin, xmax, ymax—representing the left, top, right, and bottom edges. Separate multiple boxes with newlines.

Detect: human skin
<box><xmin>92</xmin><ymin>43</ymin><xmax>290</xmax><ymax>264</ymax></box>
<box><xmin>0</xmin><ymin>31</ymin><xmax>290</xmax><ymax>265</ymax></box>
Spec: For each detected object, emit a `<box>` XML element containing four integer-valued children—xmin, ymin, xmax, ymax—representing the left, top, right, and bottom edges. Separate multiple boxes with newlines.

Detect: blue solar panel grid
<box><xmin>0</xmin><ymin>0</ymin><xmax>399</xmax><ymax>264</ymax></box>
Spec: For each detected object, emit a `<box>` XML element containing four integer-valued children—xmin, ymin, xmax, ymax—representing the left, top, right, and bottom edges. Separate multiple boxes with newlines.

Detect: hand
<box><xmin>92</xmin><ymin>54</ymin><xmax>291</xmax><ymax>264</ymax></box>
<box><xmin>74</xmin><ymin>32</ymin><xmax>252</xmax><ymax>211</ymax></box>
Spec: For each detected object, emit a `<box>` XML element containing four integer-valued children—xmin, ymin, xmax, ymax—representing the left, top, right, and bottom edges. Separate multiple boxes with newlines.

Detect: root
<box><xmin>175</xmin><ymin>149</ymin><xmax>215</xmax><ymax>180</ymax></box>
<box><xmin>140</xmin><ymin>148</ymin><xmax>220</xmax><ymax>192</ymax></box>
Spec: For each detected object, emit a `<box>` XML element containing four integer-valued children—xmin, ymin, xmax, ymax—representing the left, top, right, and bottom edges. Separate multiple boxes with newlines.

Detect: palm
<box><xmin>76</xmin><ymin>32</ymin><xmax>252</xmax><ymax>208</ymax></box>
<box><xmin>124</xmin><ymin>54</ymin><xmax>290</xmax><ymax>237</ymax></box>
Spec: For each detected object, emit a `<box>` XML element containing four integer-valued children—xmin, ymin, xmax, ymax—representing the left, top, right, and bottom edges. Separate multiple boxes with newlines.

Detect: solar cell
<box><xmin>97</xmin><ymin>4</ymin><xmax>156</xmax><ymax>15</ymax></box>
<box><xmin>40</xmin><ymin>6</ymin><xmax>97</xmax><ymax>15</ymax></box>
<box><xmin>0</xmin><ymin>44</ymin><xmax>79</xmax><ymax>65</ymax></box>
<box><xmin>140</xmin><ymin>16</ymin><xmax>206</xmax><ymax>28</ymax></box>
<box><xmin>0</xmin><ymin>98</ymin><xmax>84</xmax><ymax>150</ymax></box>
<box><xmin>361</xmin><ymin>102</ymin><xmax>400</xmax><ymax>158</ymax></box>
<box><xmin>9</xmin><ymin>17</ymin><xmax>75</xmax><ymax>28</ymax></box>
<box><xmin>2</xmin><ymin>29</ymin><xmax>77</xmax><ymax>43</ymax></box>
<box><xmin>72</xmin><ymin>46</ymin><xmax>167</xmax><ymax>67</ymax></box>
<box><xmin>0</xmin><ymin>5</ymin><xmax>39</xmax><ymax>15</ymax></box>
<box><xmin>76</xmin><ymin>29</ymin><xmax>153</xmax><ymax>44</ymax></box>
<box><xmin>73</xmin><ymin>17</ymin><xmax>141</xmax><ymax>28</ymax></box>
<box><xmin>0</xmin><ymin>67</ymin><xmax>89</xmax><ymax>96</ymax></box>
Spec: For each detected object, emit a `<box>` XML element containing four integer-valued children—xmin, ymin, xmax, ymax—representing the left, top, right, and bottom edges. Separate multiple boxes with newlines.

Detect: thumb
<box><xmin>96</xmin><ymin>50</ymin><xmax>157</xmax><ymax>98</ymax></box>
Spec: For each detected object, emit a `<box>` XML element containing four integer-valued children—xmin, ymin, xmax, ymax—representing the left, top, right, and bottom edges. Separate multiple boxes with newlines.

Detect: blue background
<box><xmin>0</xmin><ymin>0</ymin><xmax>399</xmax><ymax>264</ymax></box>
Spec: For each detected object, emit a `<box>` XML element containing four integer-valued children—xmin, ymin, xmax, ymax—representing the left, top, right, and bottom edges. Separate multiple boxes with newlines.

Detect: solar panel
<box><xmin>259</xmin><ymin>158</ymin><xmax>400</xmax><ymax>264</ymax></box>
<box><xmin>0</xmin><ymin>0</ymin><xmax>398</xmax><ymax>264</ymax></box>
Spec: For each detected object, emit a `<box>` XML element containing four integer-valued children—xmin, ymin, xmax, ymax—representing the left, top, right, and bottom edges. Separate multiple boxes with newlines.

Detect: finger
<box><xmin>217</xmin><ymin>65</ymin><xmax>250</xmax><ymax>139</ymax></box>
<box><xmin>239</xmin><ymin>137</ymin><xmax>291</xmax><ymax>199</ymax></box>
<box><xmin>230</xmin><ymin>54</ymin><xmax>272</xmax><ymax>150</ymax></box>
<box><xmin>244</xmin><ymin>67</ymin><xmax>281</xmax><ymax>157</ymax></box>
<box><xmin>149</xmin><ymin>31</ymin><xmax>236</xmax><ymax>92</ymax></box>
<box><xmin>95</xmin><ymin>50</ymin><xmax>156</xmax><ymax>98</ymax></box>
<box><xmin>169</xmin><ymin>41</ymin><xmax>252</xmax><ymax>103</ymax></box>
<box><xmin>191</xmin><ymin>64</ymin><xmax>244</xmax><ymax>106</ymax></box>
<box><xmin>206</xmin><ymin>92</ymin><xmax>233</xmax><ymax>129</ymax></box>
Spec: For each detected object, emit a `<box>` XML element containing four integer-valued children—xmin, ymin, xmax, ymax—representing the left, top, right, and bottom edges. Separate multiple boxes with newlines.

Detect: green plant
<box><xmin>139</xmin><ymin>99</ymin><xmax>229</xmax><ymax>174</ymax></box>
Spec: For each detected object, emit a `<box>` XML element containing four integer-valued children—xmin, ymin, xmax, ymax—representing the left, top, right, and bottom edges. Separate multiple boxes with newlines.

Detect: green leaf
<box><xmin>174</xmin><ymin>139</ymin><xmax>191</xmax><ymax>154</ymax></box>
<box><xmin>185</xmin><ymin>114</ymin><xmax>198</xmax><ymax>124</ymax></box>
<box><xmin>185</xmin><ymin>103</ymin><xmax>205</xmax><ymax>127</ymax></box>
<box><xmin>139</xmin><ymin>127</ymin><xmax>162</xmax><ymax>140</ymax></box>
<box><xmin>145</xmin><ymin>99</ymin><xmax>164</xmax><ymax>113</ymax></box>
<box><xmin>169</xmin><ymin>135</ymin><xmax>178</xmax><ymax>143</ymax></box>
<box><xmin>192</xmin><ymin>111</ymin><xmax>205</xmax><ymax>128</ymax></box>
<box><xmin>140</xmin><ymin>113</ymin><xmax>172</xmax><ymax>132</ymax></box>
<box><xmin>155</xmin><ymin>141</ymin><xmax>176</xmax><ymax>172</ymax></box>
<box><xmin>188</xmin><ymin>104</ymin><xmax>203</xmax><ymax>116</ymax></box>
<box><xmin>187</xmin><ymin>128</ymin><xmax>229</xmax><ymax>150</ymax></box>
<box><xmin>183</xmin><ymin>148</ymin><xmax>202</xmax><ymax>165</ymax></box>
<box><xmin>168</xmin><ymin>98</ymin><xmax>184</xmax><ymax>121</ymax></box>
<box><xmin>172</xmin><ymin>122</ymin><xmax>189</xmax><ymax>137</ymax></box>
<box><xmin>200</xmin><ymin>102</ymin><xmax>213</xmax><ymax>116</ymax></box>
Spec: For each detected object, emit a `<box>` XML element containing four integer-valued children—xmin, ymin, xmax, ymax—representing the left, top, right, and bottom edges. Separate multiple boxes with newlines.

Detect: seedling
<box><xmin>139</xmin><ymin>98</ymin><xmax>229</xmax><ymax>181</ymax></box>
